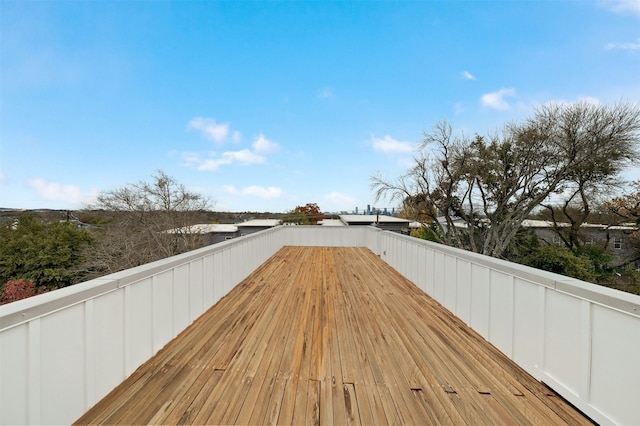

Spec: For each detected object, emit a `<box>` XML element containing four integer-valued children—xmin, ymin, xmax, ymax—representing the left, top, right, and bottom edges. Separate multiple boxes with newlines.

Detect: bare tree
<box><xmin>89</xmin><ymin>170</ymin><xmax>213</xmax><ymax>273</ymax></box>
<box><xmin>537</xmin><ymin>102</ymin><xmax>640</xmax><ymax>249</ymax></box>
<box><xmin>372</xmin><ymin>101</ymin><xmax>640</xmax><ymax>259</ymax></box>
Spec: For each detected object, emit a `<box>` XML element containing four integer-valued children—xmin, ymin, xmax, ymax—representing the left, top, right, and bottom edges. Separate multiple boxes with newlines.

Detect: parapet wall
<box><xmin>1</xmin><ymin>225</ymin><xmax>638</xmax><ymax>425</ymax></box>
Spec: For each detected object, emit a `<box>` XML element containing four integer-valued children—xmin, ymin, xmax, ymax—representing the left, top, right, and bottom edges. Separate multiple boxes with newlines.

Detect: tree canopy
<box><xmin>90</xmin><ymin>170</ymin><xmax>213</xmax><ymax>272</ymax></box>
<box><xmin>281</xmin><ymin>203</ymin><xmax>324</xmax><ymax>225</ymax></box>
<box><xmin>372</xmin><ymin>101</ymin><xmax>640</xmax><ymax>259</ymax></box>
<box><xmin>0</xmin><ymin>215</ymin><xmax>94</xmax><ymax>289</ymax></box>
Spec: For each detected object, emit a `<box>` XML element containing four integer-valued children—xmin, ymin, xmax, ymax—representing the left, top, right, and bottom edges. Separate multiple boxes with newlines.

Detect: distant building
<box><xmin>522</xmin><ymin>220</ymin><xmax>639</xmax><ymax>268</ymax></box>
<box><xmin>167</xmin><ymin>219</ymin><xmax>281</xmax><ymax>246</ymax></box>
<box><xmin>236</xmin><ymin>219</ymin><xmax>281</xmax><ymax>236</ymax></box>
<box><xmin>318</xmin><ymin>219</ymin><xmax>346</xmax><ymax>227</ymax></box>
<box><xmin>338</xmin><ymin>214</ymin><xmax>410</xmax><ymax>233</ymax></box>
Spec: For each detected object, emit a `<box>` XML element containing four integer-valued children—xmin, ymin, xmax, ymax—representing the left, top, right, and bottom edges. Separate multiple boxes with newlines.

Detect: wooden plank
<box><xmin>208</xmin><ymin>248</ymin><xmax>307</xmax><ymax>425</ymax></box>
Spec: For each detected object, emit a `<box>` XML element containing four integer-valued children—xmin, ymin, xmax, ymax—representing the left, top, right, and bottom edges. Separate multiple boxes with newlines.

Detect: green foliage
<box><xmin>280</xmin><ymin>209</ymin><xmax>310</xmax><ymax>225</ymax></box>
<box><xmin>520</xmin><ymin>244</ymin><xmax>594</xmax><ymax>281</ymax></box>
<box><xmin>410</xmin><ymin>222</ymin><xmax>442</xmax><ymax>243</ymax></box>
<box><xmin>574</xmin><ymin>245</ymin><xmax>613</xmax><ymax>275</ymax></box>
<box><xmin>0</xmin><ymin>215</ymin><xmax>94</xmax><ymax>289</ymax></box>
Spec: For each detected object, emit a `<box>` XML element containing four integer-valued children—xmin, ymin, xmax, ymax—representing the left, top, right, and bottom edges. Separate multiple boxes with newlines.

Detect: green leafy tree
<box><xmin>521</xmin><ymin>245</ymin><xmax>594</xmax><ymax>282</ymax></box>
<box><xmin>280</xmin><ymin>209</ymin><xmax>309</xmax><ymax>225</ymax></box>
<box><xmin>410</xmin><ymin>222</ymin><xmax>442</xmax><ymax>243</ymax></box>
<box><xmin>0</xmin><ymin>215</ymin><xmax>94</xmax><ymax>289</ymax></box>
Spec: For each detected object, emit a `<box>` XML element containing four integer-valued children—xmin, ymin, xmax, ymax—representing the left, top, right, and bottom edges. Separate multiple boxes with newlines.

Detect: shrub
<box><xmin>0</xmin><ymin>279</ymin><xmax>48</xmax><ymax>305</ymax></box>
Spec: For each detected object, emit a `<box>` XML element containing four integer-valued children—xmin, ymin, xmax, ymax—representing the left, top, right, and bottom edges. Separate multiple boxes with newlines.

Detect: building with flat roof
<box><xmin>339</xmin><ymin>214</ymin><xmax>410</xmax><ymax>233</ymax></box>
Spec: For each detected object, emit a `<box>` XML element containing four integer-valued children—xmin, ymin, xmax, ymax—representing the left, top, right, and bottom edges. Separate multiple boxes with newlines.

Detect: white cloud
<box><xmin>27</xmin><ymin>178</ymin><xmax>98</xmax><ymax>205</ymax></box>
<box><xmin>0</xmin><ymin>173</ymin><xmax>6</xmax><ymax>184</ymax></box>
<box><xmin>221</xmin><ymin>184</ymin><xmax>237</xmax><ymax>193</ymax></box>
<box><xmin>371</xmin><ymin>135</ymin><xmax>414</xmax><ymax>154</ymax></box>
<box><xmin>182</xmin><ymin>132</ymin><xmax>281</xmax><ymax>171</ymax></box>
<box><xmin>223</xmin><ymin>149</ymin><xmax>265</xmax><ymax>164</ymax></box>
<box><xmin>184</xmin><ymin>148</ymin><xmax>266</xmax><ymax>171</ymax></box>
<box><xmin>324</xmin><ymin>191</ymin><xmax>356</xmax><ymax>208</ymax></box>
<box><xmin>481</xmin><ymin>88</ymin><xmax>517</xmax><ymax>110</ymax></box>
<box><xmin>605</xmin><ymin>37</ymin><xmax>640</xmax><ymax>51</ymax></box>
<box><xmin>318</xmin><ymin>87</ymin><xmax>334</xmax><ymax>98</ymax></box>
<box><xmin>243</xmin><ymin>186</ymin><xmax>282</xmax><ymax>198</ymax></box>
<box><xmin>460</xmin><ymin>70</ymin><xmax>476</xmax><ymax>80</ymax></box>
<box><xmin>252</xmin><ymin>133</ymin><xmax>281</xmax><ymax>154</ymax></box>
<box><xmin>223</xmin><ymin>185</ymin><xmax>282</xmax><ymax>199</ymax></box>
<box><xmin>186</xmin><ymin>117</ymin><xmax>231</xmax><ymax>144</ymax></box>
<box><xmin>600</xmin><ymin>0</ymin><xmax>640</xmax><ymax>15</ymax></box>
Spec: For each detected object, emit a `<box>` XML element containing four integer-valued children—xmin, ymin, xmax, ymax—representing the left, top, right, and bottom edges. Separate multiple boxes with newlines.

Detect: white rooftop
<box><xmin>167</xmin><ymin>224</ymin><xmax>238</xmax><ymax>234</ymax></box>
<box><xmin>339</xmin><ymin>214</ymin><xmax>410</xmax><ymax>224</ymax></box>
<box><xmin>318</xmin><ymin>219</ymin><xmax>346</xmax><ymax>227</ymax></box>
<box><xmin>236</xmin><ymin>219</ymin><xmax>281</xmax><ymax>227</ymax></box>
<box><xmin>521</xmin><ymin>219</ymin><xmax>638</xmax><ymax>230</ymax></box>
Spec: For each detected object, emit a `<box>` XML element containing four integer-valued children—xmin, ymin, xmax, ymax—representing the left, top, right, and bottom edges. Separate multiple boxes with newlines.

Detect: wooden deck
<box><xmin>75</xmin><ymin>246</ymin><xmax>591</xmax><ymax>425</ymax></box>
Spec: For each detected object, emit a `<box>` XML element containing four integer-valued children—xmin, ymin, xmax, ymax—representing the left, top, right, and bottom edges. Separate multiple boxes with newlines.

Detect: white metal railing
<box><xmin>1</xmin><ymin>226</ymin><xmax>639</xmax><ymax>425</ymax></box>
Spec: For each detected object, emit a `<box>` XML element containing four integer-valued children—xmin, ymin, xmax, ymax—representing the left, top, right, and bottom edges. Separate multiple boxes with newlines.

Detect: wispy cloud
<box><xmin>481</xmin><ymin>88</ymin><xmax>517</xmax><ymax>110</ymax></box>
<box><xmin>324</xmin><ymin>191</ymin><xmax>356</xmax><ymax>208</ymax></box>
<box><xmin>371</xmin><ymin>135</ymin><xmax>414</xmax><ymax>154</ymax></box>
<box><xmin>605</xmin><ymin>37</ymin><xmax>640</xmax><ymax>51</ymax></box>
<box><xmin>0</xmin><ymin>173</ymin><xmax>6</xmax><ymax>184</ymax></box>
<box><xmin>600</xmin><ymin>0</ymin><xmax>640</xmax><ymax>15</ymax></box>
<box><xmin>222</xmin><ymin>185</ymin><xmax>282</xmax><ymax>199</ymax></box>
<box><xmin>543</xmin><ymin>96</ymin><xmax>601</xmax><ymax>107</ymax></box>
<box><xmin>460</xmin><ymin>70</ymin><xmax>476</xmax><ymax>80</ymax></box>
<box><xmin>187</xmin><ymin>117</ymin><xmax>236</xmax><ymax>144</ymax></box>
<box><xmin>318</xmin><ymin>87</ymin><xmax>334</xmax><ymax>99</ymax></box>
<box><xmin>252</xmin><ymin>133</ymin><xmax>281</xmax><ymax>154</ymax></box>
<box><xmin>27</xmin><ymin>178</ymin><xmax>98</xmax><ymax>205</ymax></box>
<box><xmin>183</xmin><ymin>133</ymin><xmax>280</xmax><ymax>171</ymax></box>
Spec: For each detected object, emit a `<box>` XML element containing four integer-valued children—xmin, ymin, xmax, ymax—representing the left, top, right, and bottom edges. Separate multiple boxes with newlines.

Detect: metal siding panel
<box><xmin>590</xmin><ymin>305</ymin><xmax>640</xmax><ymax>426</ymax></box>
<box><xmin>443</xmin><ymin>255</ymin><xmax>457</xmax><ymax>312</ymax></box>
<box><xmin>173</xmin><ymin>265</ymin><xmax>190</xmax><ymax>335</ymax></box>
<box><xmin>433</xmin><ymin>251</ymin><xmax>445</xmax><ymax>303</ymax></box>
<box><xmin>92</xmin><ymin>290</ymin><xmax>125</xmax><ymax>405</ymax></box>
<box><xmin>415</xmin><ymin>245</ymin><xmax>426</xmax><ymax>292</ymax></box>
<box><xmin>189</xmin><ymin>259</ymin><xmax>204</xmax><ymax>321</ymax></box>
<box><xmin>203</xmin><ymin>255</ymin><xmax>215</xmax><ymax>309</ymax></box>
<box><xmin>488</xmin><ymin>271</ymin><xmax>514</xmax><ymax>357</ymax></box>
<box><xmin>213</xmin><ymin>252</ymin><xmax>224</xmax><ymax>304</ymax></box>
<box><xmin>511</xmin><ymin>278</ymin><xmax>540</xmax><ymax>374</ymax></box>
<box><xmin>544</xmin><ymin>290</ymin><xmax>582</xmax><ymax>395</ymax></box>
<box><xmin>470</xmin><ymin>263</ymin><xmax>490</xmax><ymax>340</ymax></box>
<box><xmin>0</xmin><ymin>324</ymin><xmax>28</xmax><ymax>425</ymax></box>
<box><xmin>456</xmin><ymin>258</ymin><xmax>471</xmax><ymax>325</ymax></box>
<box><xmin>153</xmin><ymin>271</ymin><xmax>174</xmax><ymax>353</ymax></box>
<box><xmin>425</xmin><ymin>247</ymin><xmax>435</xmax><ymax>296</ymax></box>
<box><xmin>126</xmin><ymin>278</ymin><xmax>153</xmax><ymax>376</ymax></box>
<box><xmin>40</xmin><ymin>304</ymin><xmax>86</xmax><ymax>424</ymax></box>
<box><xmin>222</xmin><ymin>249</ymin><xmax>231</xmax><ymax>295</ymax></box>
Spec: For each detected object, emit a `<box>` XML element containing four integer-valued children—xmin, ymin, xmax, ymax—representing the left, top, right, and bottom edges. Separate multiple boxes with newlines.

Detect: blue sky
<box><xmin>1</xmin><ymin>0</ymin><xmax>639</xmax><ymax>213</ymax></box>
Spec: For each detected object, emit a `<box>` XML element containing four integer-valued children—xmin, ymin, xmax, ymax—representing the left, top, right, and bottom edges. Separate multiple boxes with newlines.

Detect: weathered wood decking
<box><xmin>75</xmin><ymin>246</ymin><xmax>590</xmax><ymax>425</ymax></box>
